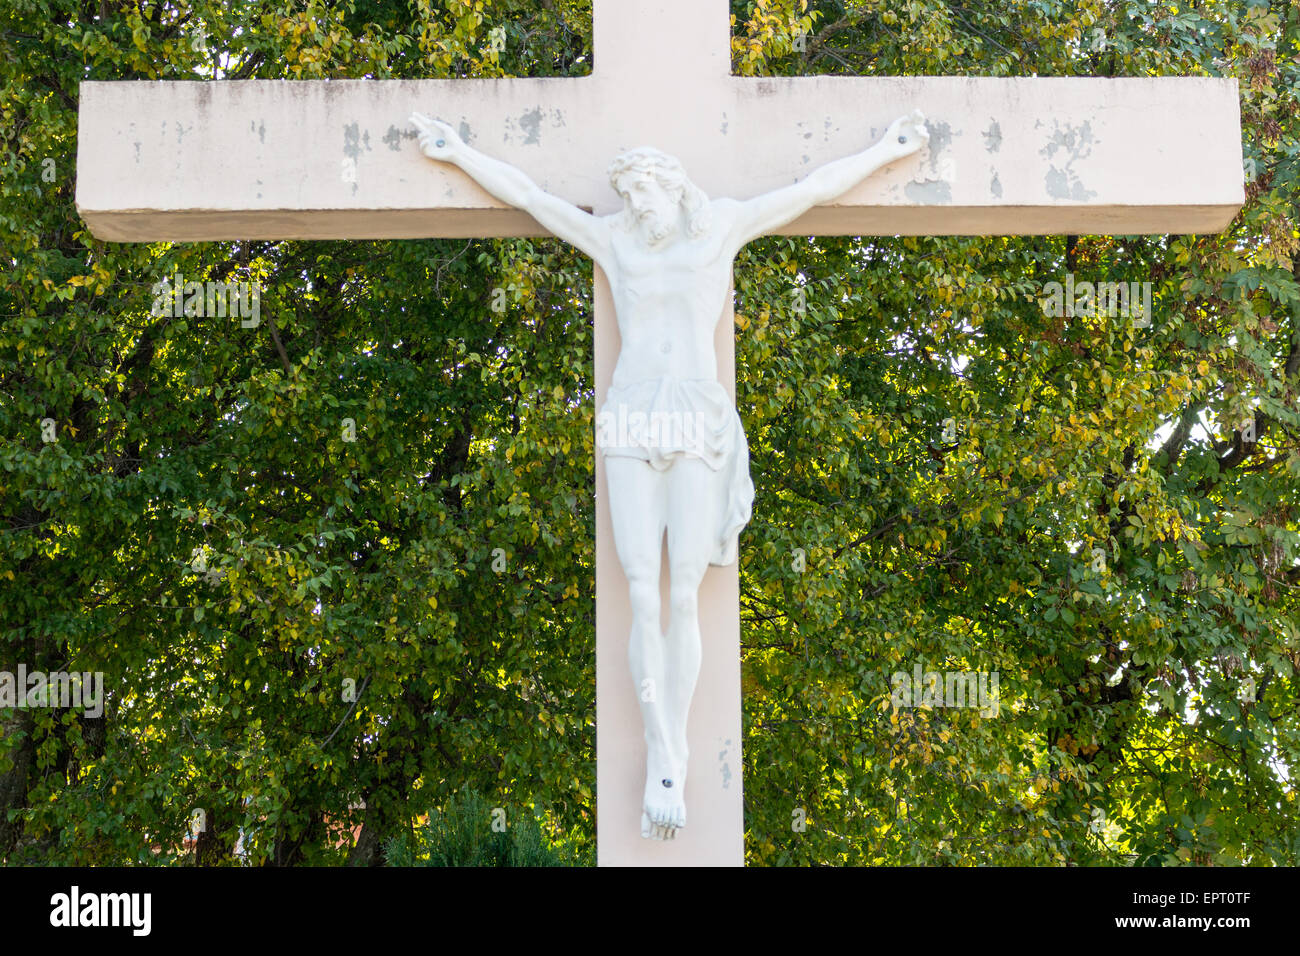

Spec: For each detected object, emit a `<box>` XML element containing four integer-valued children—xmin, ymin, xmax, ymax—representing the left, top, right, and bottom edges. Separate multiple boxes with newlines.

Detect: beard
<box><xmin>639</xmin><ymin>210</ymin><xmax>674</xmax><ymax>243</ymax></box>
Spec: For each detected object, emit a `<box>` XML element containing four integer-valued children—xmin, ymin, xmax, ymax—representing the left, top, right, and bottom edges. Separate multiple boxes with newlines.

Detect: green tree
<box><xmin>3</xmin><ymin>0</ymin><xmax>597</xmax><ymax>866</ymax></box>
<box><xmin>733</xmin><ymin>0</ymin><xmax>1300</xmax><ymax>865</ymax></box>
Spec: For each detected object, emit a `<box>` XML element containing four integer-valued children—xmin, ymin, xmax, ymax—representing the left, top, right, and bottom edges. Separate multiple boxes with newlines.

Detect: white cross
<box><xmin>77</xmin><ymin>0</ymin><xmax>1242</xmax><ymax>865</ymax></box>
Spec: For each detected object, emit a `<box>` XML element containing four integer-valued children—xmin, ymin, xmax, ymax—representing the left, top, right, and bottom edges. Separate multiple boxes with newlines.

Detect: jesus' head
<box><xmin>607</xmin><ymin>148</ymin><xmax>711</xmax><ymax>244</ymax></box>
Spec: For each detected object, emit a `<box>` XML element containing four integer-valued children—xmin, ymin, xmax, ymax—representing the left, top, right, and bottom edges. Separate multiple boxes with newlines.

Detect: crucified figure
<box><xmin>412</xmin><ymin>109</ymin><xmax>929</xmax><ymax>840</ymax></box>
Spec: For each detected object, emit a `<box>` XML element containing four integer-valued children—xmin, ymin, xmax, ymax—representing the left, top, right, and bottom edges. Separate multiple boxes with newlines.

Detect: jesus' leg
<box><xmin>660</xmin><ymin>456</ymin><xmax>723</xmax><ymax>835</ymax></box>
<box><xmin>603</xmin><ymin>455</ymin><xmax>678</xmax><ymax>840</ymax></box>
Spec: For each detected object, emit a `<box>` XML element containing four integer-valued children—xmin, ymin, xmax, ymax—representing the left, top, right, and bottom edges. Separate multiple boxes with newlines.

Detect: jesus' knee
<box><xmin>667</xmin><ymin>576</ymin><xmax>703</xmax><ymax>627</ymax></box>
<box><xmin>625</xmin><ymin>572</ymin><xmax>661</xmax><ymax>635</ymax></box>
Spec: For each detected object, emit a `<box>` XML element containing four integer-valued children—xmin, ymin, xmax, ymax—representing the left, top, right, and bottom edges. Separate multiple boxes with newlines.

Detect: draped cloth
<box><xmin>596</xmin><ymin>375</ymin><xmax>754</xmax><ymax>566</ymax></box>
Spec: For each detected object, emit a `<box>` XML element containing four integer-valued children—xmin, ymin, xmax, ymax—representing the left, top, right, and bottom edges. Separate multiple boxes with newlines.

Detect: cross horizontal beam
<box><xmin>77</xmin><ymin>70</ymin><xmax>1243</xmax><ymax>242</ymax></box>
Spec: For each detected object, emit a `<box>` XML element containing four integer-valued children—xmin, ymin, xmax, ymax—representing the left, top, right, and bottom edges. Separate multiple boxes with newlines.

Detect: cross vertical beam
<box><xmin>593</xmin><ymin>0</ymin><xmax>731</xmax><ymax>81</ymax></box>
<box><xmin>595</xmin><ymin>268</ymin><xmax>744</xmax><ymax>866</ymax></box>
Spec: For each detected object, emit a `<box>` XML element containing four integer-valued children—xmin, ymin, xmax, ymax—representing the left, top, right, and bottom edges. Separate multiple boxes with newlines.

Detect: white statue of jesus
<box><xmin>412</xmin><ymin>110</ymin><xmax>929</xmax><ymax>840</ymax></box>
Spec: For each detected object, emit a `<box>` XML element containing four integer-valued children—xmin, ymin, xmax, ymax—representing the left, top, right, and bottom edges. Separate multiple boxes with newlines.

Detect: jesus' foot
<box><xmin>640</xmin><ymin>745</ymin><xmax>686</xmax><ymax>840</ymax></box>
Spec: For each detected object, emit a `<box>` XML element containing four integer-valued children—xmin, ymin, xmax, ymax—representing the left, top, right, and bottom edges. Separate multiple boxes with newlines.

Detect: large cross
<box><xmin>77</xmin><ymin>0</ymin><xmax>1242</xmax><ymax>866</ymax></box>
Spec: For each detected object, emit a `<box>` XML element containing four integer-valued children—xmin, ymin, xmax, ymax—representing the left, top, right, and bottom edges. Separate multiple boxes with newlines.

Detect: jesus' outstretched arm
<box><xmin>722</xmin><ymin>110</ymin><xmax>929</xmax><ymax>249</ymax></box>
<box><xmin>410</xmin><ymin>112</ymin><xmax>611</xmax><ymax>265</ymax></box>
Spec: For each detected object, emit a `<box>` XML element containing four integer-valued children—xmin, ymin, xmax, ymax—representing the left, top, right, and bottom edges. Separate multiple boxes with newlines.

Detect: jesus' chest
<box><xmin>606</xmin><ymin>230</ymin><xmax>734</xmax><ymax>329</ymax></box>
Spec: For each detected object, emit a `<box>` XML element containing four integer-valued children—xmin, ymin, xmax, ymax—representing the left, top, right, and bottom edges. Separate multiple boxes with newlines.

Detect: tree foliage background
<box><xmin>1</xmin><ymin>0</ymin><xmax>1297</xmax><ymax>865</ymax></box>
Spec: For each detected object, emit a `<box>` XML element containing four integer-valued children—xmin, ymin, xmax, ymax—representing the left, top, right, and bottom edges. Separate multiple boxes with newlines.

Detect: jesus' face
<box><xmin>618</xmin><ymin>168</ymin><xmax>681</xmax><ymax>245</ymax></box>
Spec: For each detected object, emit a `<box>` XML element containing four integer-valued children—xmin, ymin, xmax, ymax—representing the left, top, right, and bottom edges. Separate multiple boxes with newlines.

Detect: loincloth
<box><xmin>596</xmin><ymin>376</ymin><xmax>754</xmax><ymax>566</ymax></box>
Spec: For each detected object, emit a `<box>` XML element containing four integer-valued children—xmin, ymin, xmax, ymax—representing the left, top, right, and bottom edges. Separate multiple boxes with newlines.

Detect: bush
<box><xmin>384</xmin><ymin>791</ymin><xmax>589</xmax><ymax>867</ymax></box>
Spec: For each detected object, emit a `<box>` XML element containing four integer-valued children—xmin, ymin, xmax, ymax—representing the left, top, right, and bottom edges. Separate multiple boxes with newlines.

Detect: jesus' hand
<box><xmin>885</xmin><ymin>109</ymin><xmax>929</xmax><ymax>156</ymax></box>
<box><xmin>410</xmin><ymin>113</ymin><xmax>463</xmax><ymax>162</ymax></box>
